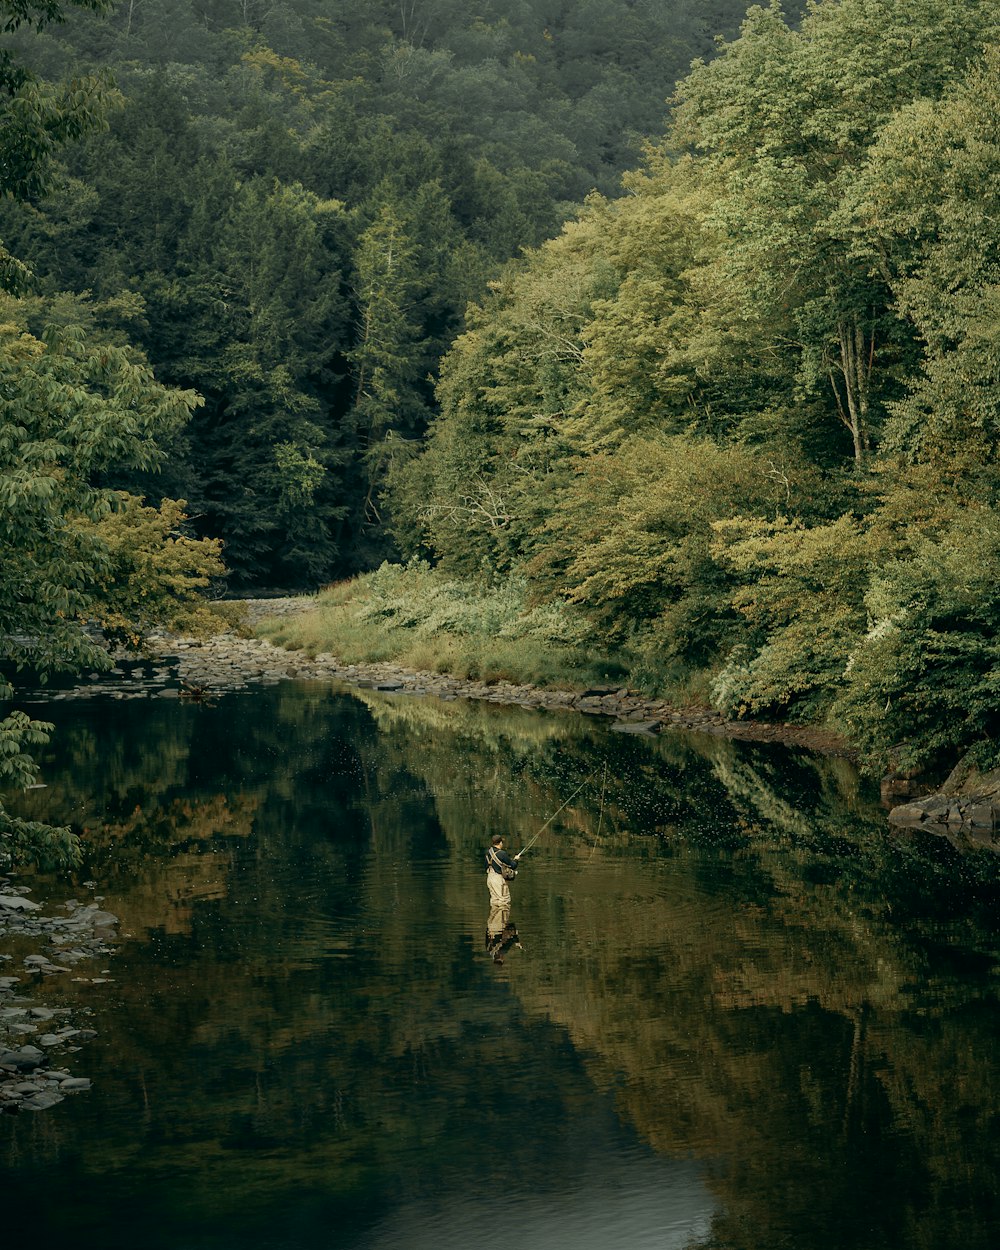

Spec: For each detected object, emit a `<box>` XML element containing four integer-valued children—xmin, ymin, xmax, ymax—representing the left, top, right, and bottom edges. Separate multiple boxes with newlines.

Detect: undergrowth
<box><xmin>256</xmin><ymin>561</ymin><xmax>639</xmax><ymax>690</ymax></box>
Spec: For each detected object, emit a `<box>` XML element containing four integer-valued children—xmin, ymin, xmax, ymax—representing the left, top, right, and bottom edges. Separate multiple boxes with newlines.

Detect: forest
<box><xmin>0</xmin><ymin>0</ymin><xmax>759</xmax><ymax>581</ymax></box>
<box><xmin>2</xmin><ymin>0</ymin><xmax>1000</xmax><ymax>815</ymax></box>
<box><xmin>384</xmin><ymin>0</ymin><xmax>1000</xmax><ymax>779</ymax></box>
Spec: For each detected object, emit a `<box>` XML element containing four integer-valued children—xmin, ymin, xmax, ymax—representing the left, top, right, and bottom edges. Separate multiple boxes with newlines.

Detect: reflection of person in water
<box><xmin>485</xmin><ymin>920</ymin><xmax>522</xmax><ymax>965</ymax></box>
<box><xmin>484</xmin><ymin>834</ymin><xmax>522</xmax><ymax>963</ymax></box>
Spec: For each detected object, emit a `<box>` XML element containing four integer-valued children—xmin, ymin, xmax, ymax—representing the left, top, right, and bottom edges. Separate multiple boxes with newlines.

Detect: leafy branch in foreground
<box><xmin>0</xmin><ymin>298</ymin><xmax>204</xmax><ymax>867</ymax></box>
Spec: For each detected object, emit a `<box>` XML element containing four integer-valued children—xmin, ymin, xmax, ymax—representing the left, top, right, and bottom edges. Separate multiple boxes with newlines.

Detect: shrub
<box><xmin>834</xmin><ymin>510</ymin><xmax>1000</xmax><ymax>772</ymax></box>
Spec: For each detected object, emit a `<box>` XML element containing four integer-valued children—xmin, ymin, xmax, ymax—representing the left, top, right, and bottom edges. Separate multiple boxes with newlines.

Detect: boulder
<box><xmin>0</xmin><ymin>895</ymin><xmax>41</xmax><ymax>912</ymax></box>
<box><xmin>941</xmin><ymin>762</ymin><xmax>1000</xmax><ymax>799</ymax></box>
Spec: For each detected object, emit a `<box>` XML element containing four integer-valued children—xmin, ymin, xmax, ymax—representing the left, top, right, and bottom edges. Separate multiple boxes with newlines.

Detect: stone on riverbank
<box><xmin>889</xmin><ymin>764</ymin><xmax>1000</xmax><ymax>840</ymax></box>
<box><xmin>1</xmin><ymin>876</ymin><xmax>112</xmax><ymax>1114</ymax></box>
<box><xmin>0</xmin><ymin>894</ymin><xmax>41</xmax><ymax>912</ymax></box>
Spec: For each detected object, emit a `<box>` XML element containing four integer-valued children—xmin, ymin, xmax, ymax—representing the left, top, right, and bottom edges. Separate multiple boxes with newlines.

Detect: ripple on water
<box><xmin>360</xmin><ymin>1155</ymin><xmax>714</xmax><ymax>1250</ymax></box>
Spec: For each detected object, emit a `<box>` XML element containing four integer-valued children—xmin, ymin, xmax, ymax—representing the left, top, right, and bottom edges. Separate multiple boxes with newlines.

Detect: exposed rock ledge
<box><xmin>889</xmin><ymin>764</ymin><xmax>1000</xmax><ymax>841</ymax></box>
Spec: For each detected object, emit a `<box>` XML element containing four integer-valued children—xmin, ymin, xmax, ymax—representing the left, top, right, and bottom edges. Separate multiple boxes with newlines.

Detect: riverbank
<box><xmin>0</xmin><ymin>880</ymin><xmax>114</xmax><ymax>1114</ymax></box>
<box><xmin>250</xmin><ymin>594</ymin><xmax>857</xmax><ymax>756</ymax></box>
<box><xmin>145</xmin><ymin>599</ymin><xmax>850</xmax><ymax>758</ymax></box>
<box><xmin>12</xmin><ymin>598</ymin><xmax>850</xmax><ymax>756</ymax></box>
<box><xmin>149</xmin><ymin>622</ymin><xmax>1000</xmax><ymax>836</ymax></box>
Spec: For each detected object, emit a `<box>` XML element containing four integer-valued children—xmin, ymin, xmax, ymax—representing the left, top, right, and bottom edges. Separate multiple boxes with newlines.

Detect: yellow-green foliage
<box><xmin>707</xmin><ymin>483</ymin><xmax>1000</xmax><ymax>769</ymax></box>
<box><xmin>532</xmin><ymin>435</ymin><xmax>822</xmax><ymax>665</ymax></box>
<box><xmin>204</xmin><ymin>599</ymin><xmax>253</xmax><ymax>637</ymax></box>
<box><xmin>1</xmin><ymin>292</ymin><xmax>203</xmax><ymax>867</ymax></box>
<box><xmin>710</xmin><ymin>515</ymin><xmax>871</xmax><ymax>720</ymax></box>
<box><xmin>834</xmin><ymin>507</ymin><xmax>1000</xmax><ymax>772</ymax></box>
<box><xmin>389</xmin><ymin>4</ymin><xmax>1000</xmax><ymax>774</ymax></box>
<box><xmin>258</xmin><ymin>562</ymin><xmax>625</xmax><ymax>688</ymax></box>
<box><xmin>83</xmin><ymin>493</ymin><xmax>226</xmax><ymax>647</ymax></box>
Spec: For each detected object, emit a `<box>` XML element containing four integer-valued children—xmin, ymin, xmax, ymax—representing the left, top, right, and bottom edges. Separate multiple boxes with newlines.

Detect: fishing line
<box><xmin>517</xmin><ymin>770</ymin><xmax>598</xmax><ymax>858</ymax></box>
<box><xmin>589</xmin><ymin>761</ymin><xmax>609</xmax><ymax>859</ymax></box>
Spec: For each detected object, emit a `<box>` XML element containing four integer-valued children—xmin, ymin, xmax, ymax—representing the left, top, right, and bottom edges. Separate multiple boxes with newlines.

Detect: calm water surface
<box><xmin>3</xmin><ymin>682</ymin><xmax>999</xmax><ymax>1250</ymax></box>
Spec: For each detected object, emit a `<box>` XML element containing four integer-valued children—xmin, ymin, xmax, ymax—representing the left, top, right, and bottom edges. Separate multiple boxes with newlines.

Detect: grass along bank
<box><xmin>249</xmin><ymin>563</ymin><xmax>853</xmax><ymax>756</ymax></box>
<box><xmin>255</xmin><ymin>562</ymin><xmax>635</xmax><ymax>692</ymax></box>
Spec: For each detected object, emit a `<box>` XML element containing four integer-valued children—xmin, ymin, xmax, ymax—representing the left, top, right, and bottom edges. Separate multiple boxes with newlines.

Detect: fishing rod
<box><xmin>516</xmin><ymin>771</ymin><xmax>598</xmax><ymax>858</ymax></box>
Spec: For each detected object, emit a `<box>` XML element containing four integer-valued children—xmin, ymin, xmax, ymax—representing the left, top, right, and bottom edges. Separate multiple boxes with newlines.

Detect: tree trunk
<box><xmin>833</xmin><ymin>318</ymin><xmax>873</xmax><ymax>465</ymax></box>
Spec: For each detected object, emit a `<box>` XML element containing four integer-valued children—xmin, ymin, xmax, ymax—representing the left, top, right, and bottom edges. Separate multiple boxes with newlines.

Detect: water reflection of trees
<box><xmin>344</xmin><ymin>689</ymin><xmax>1000</xmax><ymax>1250</ymax></box>
<box><xmin>4</xmin><ymin>686</ymin><xmax>999</xmax><ymax>1248</ymax></box>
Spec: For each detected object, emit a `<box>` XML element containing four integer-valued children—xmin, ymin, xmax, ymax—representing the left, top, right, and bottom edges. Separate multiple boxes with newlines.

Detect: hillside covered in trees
<box><xmin>4</xmin><ymin>0</ymin><xmax>1000</xmax><ymax>787</ymax></box>
<box><xmin>380</xmin><ymin>0</ymin><xmax>1000</xmax><ymax>777</ymax></box>
<box><xmin>0</xmin><ymin>0</ymin><xmax>760</xmax><ymax>583</ymax></box>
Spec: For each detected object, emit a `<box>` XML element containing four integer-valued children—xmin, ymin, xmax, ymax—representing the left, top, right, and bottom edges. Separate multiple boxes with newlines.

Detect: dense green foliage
<box><xmin>1</xmin><ymin>0</ymin><xmax>784</xmax><ymax>866</ymax></box>
<box><xmin>0</xmin><ymin>290</ymin><xmax>222</xmax><ymax>866</ymax></box>
<box><xmin>5</xmin><ymin>0</ymin><xmax>999</xmax><ymax>783</ymax></box>
<box><xmin>0</xmin><ymin>0</ymin><xmax>760</xmax><ymax>583</ymax></box>
<box><xmin>0</xmin><ymin>0</ymin><xmax>224</xmax><ymax>866</ymax></box>
<box><xmin>390</xmin><ymin>0</ymin><xmax>1000</xmax><ymax>775</ymax></box>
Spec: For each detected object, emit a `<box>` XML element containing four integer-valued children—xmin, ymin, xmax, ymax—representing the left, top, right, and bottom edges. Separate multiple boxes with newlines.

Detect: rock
<box><xmin>59</xmin><ymin>1077</ymin><xmax>92</xmax><ymax>1091</ymax></box>
<box><xmin>82</xmin><ymin>909</ymin><xmax>119</xmax><ymax>928</ymax></box>
<box><xmin>21</xmin><ymin>1091</ymin><xmax>64</xmax><ymax>1110</ymax></box>
<box><xmin>890</xmin><ymin>791</ymin><xmax>1000</xmax><ymax>839</ymax></box>
<box><xmin>3</xmin><ymin>1051</ymin><xmax>43</xmax><ymax>1071</ymax></box>
<box><xmin>920</xmin><ymin>795</ymin><xmax>953</xmax><ymax>821</ymax></box>
<box><xmin>610</xmin><ymin>721</ymin><xmax>661</xmax><ymax>735</ymax></box>
<box><xmin>941</xmin><ymin>760</ymin><xmax>1000</xmax><ymax>798</ymax></box>
<box><xmin>0</xmin><ymin>895</ymin><xmax>41</xmax><ymax>912</ymax></box>
<box><xmin>888</xmin><ymin>802</ymin><xmax>932</xmax><ymax>827</ymax></box>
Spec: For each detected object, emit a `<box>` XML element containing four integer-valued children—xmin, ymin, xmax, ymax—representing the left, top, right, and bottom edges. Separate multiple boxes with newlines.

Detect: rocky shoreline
<box><xmin>47</xmin><ymin>625</ymin><xmax>1000</xmax><ymax>835</ymax></box>
<box><xmin>14</xmin><ymin>597</ymin><xmax>854</xmax><ymax>756</ymax></box>
<box><xmin>0</xmin><ymin>882</ymin><xmax>116</xmax><ymax>1114</ymax></box>
<box><xmin>888</xmin><ymin>766</ymin><xmax>1000</xmax><ymax>843</ymax></box>
<box><xmin>262</xmin><ymin>600</ymin><xmax>858</xmax><ymax>752</ymax></box>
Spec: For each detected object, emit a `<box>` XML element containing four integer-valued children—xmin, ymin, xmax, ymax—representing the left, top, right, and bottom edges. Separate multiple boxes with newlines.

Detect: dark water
<box><xmin>3</xmin><ymin>683</ymin><xmax>1000</xmax><ymax>1250</ymax></box>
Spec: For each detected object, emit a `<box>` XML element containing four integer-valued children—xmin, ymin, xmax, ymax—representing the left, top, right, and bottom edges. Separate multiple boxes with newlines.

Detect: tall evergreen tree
<box><xmin>184</xmin><ymin>179</ymin><xmax>350</xmax><ymax>585</ymax></box>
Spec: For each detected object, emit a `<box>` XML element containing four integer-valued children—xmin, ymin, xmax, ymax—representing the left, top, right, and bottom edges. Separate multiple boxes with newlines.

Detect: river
<box><xmin>2</xmin><ymin>681</ymin><xmax>999</xmax><ymax>1249</ymax></box>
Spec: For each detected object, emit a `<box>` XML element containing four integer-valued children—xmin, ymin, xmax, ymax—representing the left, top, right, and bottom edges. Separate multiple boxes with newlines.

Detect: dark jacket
<box><xmin>485</xmin><ymin>846</ymin><xmax>517</xmax><ymax>874</ymax></box>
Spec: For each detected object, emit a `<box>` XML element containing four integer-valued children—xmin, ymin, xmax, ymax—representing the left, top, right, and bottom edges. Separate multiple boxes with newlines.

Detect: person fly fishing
<box><xmin>482</xmin><ymin>774</ymin><xmax>596</xmax><ymax>940</ymax></box>
<box><xmin>485</xmin><ymin>834</ymin><xmax>520</xmax><ymax>919</ymax></box>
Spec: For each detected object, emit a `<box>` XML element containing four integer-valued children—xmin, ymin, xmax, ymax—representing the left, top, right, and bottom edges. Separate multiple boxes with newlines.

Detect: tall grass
<box><xmin>257</xmin><ymin>561</ymin><xmax>630</xmax><ymax>688</ymax></box>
